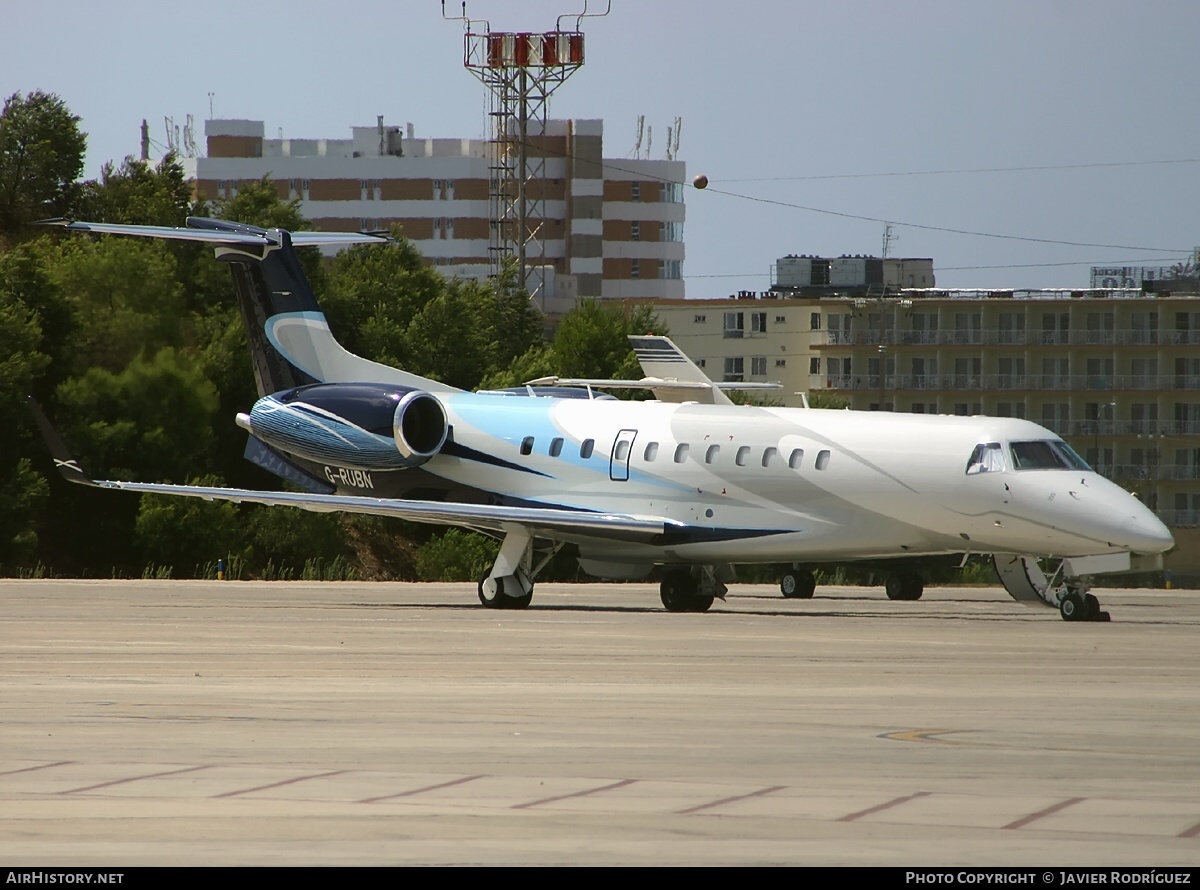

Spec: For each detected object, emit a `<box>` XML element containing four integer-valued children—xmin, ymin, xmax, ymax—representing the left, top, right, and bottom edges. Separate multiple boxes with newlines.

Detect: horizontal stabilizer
<box><xmin>34</xmin><ymin>217</ymin><xmax>389</xmax><ymax>247</ymax></box>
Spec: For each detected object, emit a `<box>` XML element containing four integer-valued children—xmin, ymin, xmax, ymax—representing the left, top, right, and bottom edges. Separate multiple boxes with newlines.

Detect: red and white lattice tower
<box><xmin>447</xmin><ymin>3</ymin><xmax>606</xmax><ymax>300</ymax></box>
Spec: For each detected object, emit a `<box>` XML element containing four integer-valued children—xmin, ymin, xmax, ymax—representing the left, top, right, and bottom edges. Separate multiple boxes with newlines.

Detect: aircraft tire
<box><xmin>1059</xmin><ymin>591</ymin><xmax>1086</xmax><ymax>621</ymax></box>
<box><xmin>902</xmin><ymin>573</ymin><xmax>924</xmax><ymax>601</ymax></box>
<box><xmin>660</xmin><ymin>569</ymin><xmax>711</xmax><ymax>613</ymax></box>
<box><xmin>780</xmin><ymin>570</ymin><xmax>815</xmax><ymax>599</ymax></box>
<box><xmin>478</xmin><ymin>574</ymin><xmax>533</xmax><ymax>610</ymax></box>
<box><xmin>1084</xmin><ymin>593</ymin><xmax>1101</xmax><ymax>621</ymax></box>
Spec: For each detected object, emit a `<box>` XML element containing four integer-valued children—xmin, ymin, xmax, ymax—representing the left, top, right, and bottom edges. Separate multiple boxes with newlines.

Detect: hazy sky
<box><xmin>6</xmin><ymin>0</ymin><xmax>1199</xmax><ymax>292</ymax></box>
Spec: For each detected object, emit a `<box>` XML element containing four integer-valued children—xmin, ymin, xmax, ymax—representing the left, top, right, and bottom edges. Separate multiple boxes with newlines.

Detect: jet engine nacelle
<box><xmin>244</xmin><ymin>382</ymin><xmax>448</xmax><ymax>471</ymax></box>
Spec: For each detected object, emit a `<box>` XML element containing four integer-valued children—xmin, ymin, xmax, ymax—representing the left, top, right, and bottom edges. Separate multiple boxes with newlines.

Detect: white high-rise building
<box><xmin>182</xmin><ymin>118</ymin><xmax>685</xmax><ymax>310</ymax></box>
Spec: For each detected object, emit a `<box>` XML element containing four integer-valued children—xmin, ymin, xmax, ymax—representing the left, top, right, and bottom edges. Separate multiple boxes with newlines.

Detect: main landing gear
<box><xmin>779</xmin><ymin>569</ymin><xmax>816</xmax><ymax>599</ymax></box>
<box><xmin>477</xmin><ymin>529</ymin><xmax>560</xmax><ymax>611</ymax></box>
<box><xmin>659</xmin><ymin>566</ymin><xmax>726</xmax><ymax>613</ymax></box>
<box><xmin>885</xmin><ymin>572</ymin><xmax>924</xmax><ymax>601</ymax></box>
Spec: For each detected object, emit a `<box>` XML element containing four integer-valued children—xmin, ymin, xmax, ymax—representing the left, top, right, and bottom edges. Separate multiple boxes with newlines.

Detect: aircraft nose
<box><xmin>1123</xmin><ymin>509</ymin><xmax>1175</xmax><ymax>554</ymax></box>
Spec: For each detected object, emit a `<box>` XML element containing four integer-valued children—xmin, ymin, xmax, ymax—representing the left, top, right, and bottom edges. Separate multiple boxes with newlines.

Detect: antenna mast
<box><xmin>444</xmin><ymin>1</ymin><xmax>609</xmax><ymax>305</ymax></box>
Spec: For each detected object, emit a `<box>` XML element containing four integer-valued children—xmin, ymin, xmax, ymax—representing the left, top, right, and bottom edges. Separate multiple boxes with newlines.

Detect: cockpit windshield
<box><xmin>1009</xmin><ymin>440</ymin><xmax>1092</xmax><ymax>471</ymax></box>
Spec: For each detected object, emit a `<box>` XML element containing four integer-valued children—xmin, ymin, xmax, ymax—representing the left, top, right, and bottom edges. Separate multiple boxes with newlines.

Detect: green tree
<box><xmin>133</xmin><ymin>477</ymin><xmax>242</xmax><ymax>575</ymax></box>
<box><xmin>483</xmin><ymin>298</ymin><xmax>665</xmax><ymax>393</ymax></box>
<box><xmin>42</xmin><ymin>234</ymin><xmax>185</xmax><ymax>375</ymax></box>
<box><xmin>78</xmin><ymin>154</ymin><xmax>194</xmax><ymax>227</ymax></box>
<box><xmin>0</xmin><ymin>281</ymin><xmax>51</xmax><ymax>568</ymax></box>
<box><xmin>0</xmin><ymin>91</ymin><xmax>86</xmax><ymax>235</ymax></box>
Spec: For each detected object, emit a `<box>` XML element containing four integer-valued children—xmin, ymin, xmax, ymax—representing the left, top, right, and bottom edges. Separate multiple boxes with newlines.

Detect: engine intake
<box><xmin>246</xmin><ymin>382</ymin><xmax>448</xmax><ymax>471</ymax></box>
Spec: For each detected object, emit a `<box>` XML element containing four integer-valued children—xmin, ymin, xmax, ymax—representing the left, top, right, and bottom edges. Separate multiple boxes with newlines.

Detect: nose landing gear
<box><xmin>1059</xmin><ymin>589</ymin><xmax>1110</xmax><ymax>622</ymax></box>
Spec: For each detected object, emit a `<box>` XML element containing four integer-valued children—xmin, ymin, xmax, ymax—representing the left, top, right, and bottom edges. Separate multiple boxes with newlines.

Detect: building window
<box><xmin>775</xmin><ymin>315</ymin><xmax>786</xmax><ymax>324</ymax></box>
<box><xmin>809</xmin><ymin>357</ymin><xmax>820</xmax><ymax>374</ymax></box>
<box><xmin>723</xmin><ymin>312</ymin><xmax>744</xmax><ymax>338</ymax></box>
<box><xmin>630</xmin><ymin>259</ymin><xmax>640</xmax><ymax>279</ymax></box>
<box><xmin>751</xmin><ymin>357</ymin><xmax>767</xmax><ymax>376</ymax></box>
<box><xmin>724</xmin><ymin>356</ymin><xmax>744</xmax><ymax>382</ymax></box>
<box><xmin>775</xmin><ymin>359</ymin><xmax>787</xmax><ymax>367</ymax></box>
<box><xmin>631</xmin><ymin>181</ymin><xmax>641</xmax><ymax>202</ymax></box>
<box><xmin>811</xmin><ymin>312</ymin><xmax>821</xmax><ymax>331</ymax></box>
<box><xmin>751</xmin><ymin>312</ymin><xmax>767</xmax><ymax>334</ymax></box>
<box><xmin>630</xmin><ymin>221</ymin><xmax>640</xmax><ymax>241</ymax></box>
<box><xmin>694</xmin><ymin>314</ymin><xmax>707</xmax><ymax>323</ymax></box>
<box><xmin>696</xmin><ymin>358</ymin><xmax>706</xmax><ymax>368</ymax></box>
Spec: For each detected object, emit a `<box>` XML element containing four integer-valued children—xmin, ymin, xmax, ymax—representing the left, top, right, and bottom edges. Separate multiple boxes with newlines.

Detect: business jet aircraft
<box><xmin>34</xmin><ymin>217</ymin><xmax>1174</xmax><ymax>621</ymax></box>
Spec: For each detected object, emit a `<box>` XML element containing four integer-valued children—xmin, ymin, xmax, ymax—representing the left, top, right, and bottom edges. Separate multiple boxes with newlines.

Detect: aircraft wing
<box><xmin>34</xmin><ymin>218</ymin><xmax>389</xmax><ymax>247</ymax></box>
<box><xmin>30</xmin><ymin>399</ymin><xmax>667</xmax><ymax>543</ymax></box>
<box><xmin>527</xmin><ymin>376</ymin><xmax>783</xmax><ymax>393</ymax></box>
<box><xmin>531</xmin><ymin>335</ymin><xmax>780</xmax><ymax>404</ymax></box>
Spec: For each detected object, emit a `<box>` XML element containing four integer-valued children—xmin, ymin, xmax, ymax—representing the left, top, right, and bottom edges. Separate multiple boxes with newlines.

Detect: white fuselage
<box><xmin>408</xmin><ymin>395</ymin><xmax>1172</xmax><ymax>571</ymax></box>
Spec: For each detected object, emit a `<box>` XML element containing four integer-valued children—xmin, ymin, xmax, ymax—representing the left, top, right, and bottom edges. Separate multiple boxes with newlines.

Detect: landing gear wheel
<box><xmin>660</xmin><ymin>569</ymin><xmax>714</xmax><ymax>613</ymax></box>
<box><xmin>1083</xmin><ymin>593</ymin><xmax>1101</xmax><ymax>621</ymax></box>
<box><xmin>886</xmin><ymin>573</ymin><xmax>924</xmax><ymax>601</ymax></box>
<box><xmin>780</xmin><ymin>569</ymin><xmax>816</xmax><ymax>599</ymax></box>
<box><xmin>478</xmin><ymin>574</ymin><xmax>533</xmax><ymax>610</ymax></box>
<box><xmin>1059</xmin><ymin>590</ymin><xmax>1086</xmax><ymax>622</ymax></box>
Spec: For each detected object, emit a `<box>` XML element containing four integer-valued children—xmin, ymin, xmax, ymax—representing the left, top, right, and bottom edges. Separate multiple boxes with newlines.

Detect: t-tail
<box><xmin>36</xmin><ymin>217</ymin><xmax>461</xmax><ymax>396</ymax></box>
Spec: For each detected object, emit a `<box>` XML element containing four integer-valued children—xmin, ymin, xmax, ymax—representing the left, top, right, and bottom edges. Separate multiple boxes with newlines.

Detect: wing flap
<box><xmin>87</xmin><ymin>479</ymin><xmax>669</xmax><ymax>541</ymax></box>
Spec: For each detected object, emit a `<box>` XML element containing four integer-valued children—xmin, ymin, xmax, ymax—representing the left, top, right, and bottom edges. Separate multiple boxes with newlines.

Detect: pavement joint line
<box><xmin>1176</xmin><ymin>818</ymin><xmax>1200</xmax><ymax>838</ymax></box>
<box><xmin>676</xmin><ymin>784</ymin><xmax>787</xmax><ymax>815</ymax></box>
<box><xmin>1003</xmin><ymin>796</ymin><xmax>1087</xmax><ymax>830</ymax></box>
<box><xmin>359</xmin><ymin>774</ymin><xmax>487</xmax><ymax>804</ymax></box>
<box><xmin>59</xmin><ymin>764</ymin><xmax>210</xmax><ymax>794</ymax></box>
<box><xmin>0</xmin><ymin>761</ymin><xmax>75</xmax><ymax>777</ymax></box>
<box><xmin>513</xmin><ymin>778</ymin><xmax>639</xmax><ymax>809</ymax></box>
<box><xmin>212</xmin><ymin>769</ymin><xmax>350</xmax><ymax>799</ymax></box>
<box><xmin>837</xmin><ymin>790</ymin><xmax>933</xmax><ymax>822</ymax></box>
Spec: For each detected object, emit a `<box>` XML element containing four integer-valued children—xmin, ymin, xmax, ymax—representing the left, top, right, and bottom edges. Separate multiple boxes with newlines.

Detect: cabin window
<box><xmin>643</xmin><ymin>442</ymin><xmax>659</xmax><ymax>461</ymax></box>
<box><xmin>580</xmin><ymin>438</ymin><xmax>595</xmax><ymax>459</ymax></box>
<box><xmin>705</xmin><ymin>444</ymin><xmax>720</xmax><ymax>464</ymax></box>
<box><xmin>614</xmin><ymin>440</ymin><xmax>631</xmax><ymax>461</ymax></box>
<box><xmin>815</xmin><ymin>449</ymin><xmax>831</xmax><ymax>470</ymax></box>
<box><xmin>735</xmin><ymin>446</ymin><xmax>750</xmax><ymax>466</ymax></box>
<box><xmin>965</xmin><ymin>442</ymin><xmax>1004</xmax><ymax>475</ymax></box>
<box><xmin>520</xmin><ymin>436</ymin><xmax>534</xmax><ymax>456</ymax></box>
<box><xmin>788</xmin><ymin>448</ymin><xmax>804</xmax><ymax>469</ymax></box>
<box><xmin>762</xmin><ymin>446</ymin><xmax>779</xmax><ymax>467</ymax></box>
<box><xmin>549</xmin><ymin>437</ymin><xmax>563</xmax><ymax>457</ymax></box>
<box><xmin>673</xmin><ymin>443</ymin><xmax>689</xmax><ymax>463</ymax></box>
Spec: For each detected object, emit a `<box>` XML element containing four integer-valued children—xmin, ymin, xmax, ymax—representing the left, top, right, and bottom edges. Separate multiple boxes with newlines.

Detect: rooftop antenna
<box><xmin>667</xmin><ymin>115</ymin><xmax>681</xmax><ymax>161</ymax></box>
<box><xmin>645</xmin><ymin>124</ymin><xmax>652</xmax><ymax>160</ymax></box>
<box><xmin>183</xmin><ymin>114</ymin><xmax>197</xmax><ymax>158</ymax></box>
<box><xmin>633</xmin><ymin>114</ymin><xmax>644</xmax><ymax>159</ymax></box>
<box><xmin>444</xmin><ymin>0</ymin><xmax>609</xmax><ymax>307</ymax></box>
<box><xmin>882</xmin><ymin>223</ymin><xmax>897</xmax><ymax>259</ymax></box>
<box><xmin>163</xmin><ymin>116</ymin><xmax>178</xmax><ymax>154</ymax></box>
<box><xmin>207</xmin><ymin>92</ymin><xmax>214</xmax><ymax>119</ymax></box>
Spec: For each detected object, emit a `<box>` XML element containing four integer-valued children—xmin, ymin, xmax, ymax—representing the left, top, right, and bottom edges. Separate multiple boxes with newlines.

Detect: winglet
<box><xmin>27</xmin><ymin>397</ymin><xmax>100</xmax><ymax>487</ymax></box>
